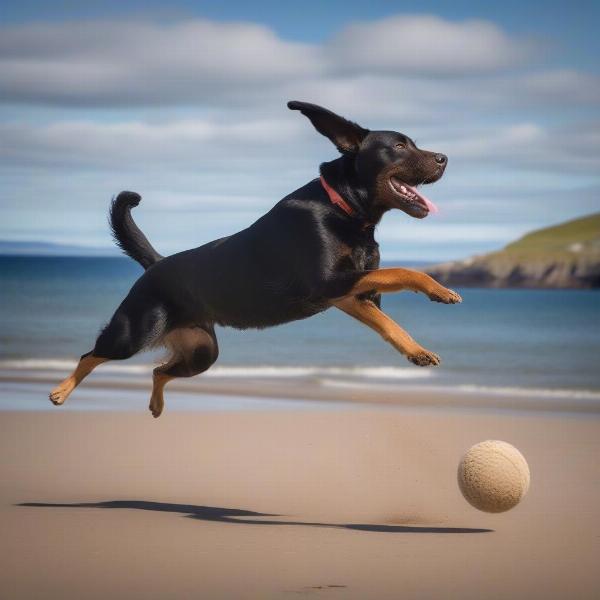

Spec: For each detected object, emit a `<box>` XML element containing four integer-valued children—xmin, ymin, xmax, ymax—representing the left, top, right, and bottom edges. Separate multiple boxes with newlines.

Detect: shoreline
<box><xmin>2</xmin><ymin>370</ymin><xmax>600</xmax><ymax>415</ymax></box>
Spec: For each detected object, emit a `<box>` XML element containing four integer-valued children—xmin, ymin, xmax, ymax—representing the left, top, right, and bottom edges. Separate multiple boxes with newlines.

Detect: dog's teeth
<box><xmin>400</xmin><ymin>186</ymin><xmax>407</xmax><ymax>193</ymax></box>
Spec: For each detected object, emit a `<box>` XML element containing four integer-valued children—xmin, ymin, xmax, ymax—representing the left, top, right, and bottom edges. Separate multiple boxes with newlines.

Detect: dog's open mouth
<box><xmin>389</xmin><ymin>177</ymin><xmax>438</xmax><ymax>217</ymax></box>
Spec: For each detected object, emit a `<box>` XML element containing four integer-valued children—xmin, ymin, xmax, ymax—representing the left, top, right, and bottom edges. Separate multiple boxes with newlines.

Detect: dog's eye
<box><xmin>395</xmin><ymin>143</ymin><xmax>406</xmax><ymax>150</ymax></box>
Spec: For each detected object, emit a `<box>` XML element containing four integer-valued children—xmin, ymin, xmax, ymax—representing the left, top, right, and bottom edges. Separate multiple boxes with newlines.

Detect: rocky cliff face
<box><xmin>426</xmin><ymin>213</ymin><xmax>600</xmax><ymax>289</ymax></box>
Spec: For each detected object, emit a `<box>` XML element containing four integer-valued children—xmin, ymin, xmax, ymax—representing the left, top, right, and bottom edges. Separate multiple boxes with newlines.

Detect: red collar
<box><xmin>320</xmin><ymin>175</ymin><xmax>354</xmax><ymax>216</ymax></box>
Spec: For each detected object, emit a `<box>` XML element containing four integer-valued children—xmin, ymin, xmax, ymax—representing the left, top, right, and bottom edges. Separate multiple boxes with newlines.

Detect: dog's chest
<box><xmin>334</xmin><ymin>234</ymin><xmax>380</xmax><ymax>272</ymax></box>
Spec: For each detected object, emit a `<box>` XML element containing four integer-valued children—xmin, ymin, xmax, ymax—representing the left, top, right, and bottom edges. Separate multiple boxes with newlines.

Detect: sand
<box><xmin>1</xmin><ymin>399</ymin><xmax>599</xmax><ymax>599</ymax></box>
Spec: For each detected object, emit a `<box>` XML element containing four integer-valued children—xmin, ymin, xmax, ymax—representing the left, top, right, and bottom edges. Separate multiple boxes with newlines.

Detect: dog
<box><xmin>49</xmin><ymin>101</ymin><xmax>461</xmax><ymax>417</ymax></box>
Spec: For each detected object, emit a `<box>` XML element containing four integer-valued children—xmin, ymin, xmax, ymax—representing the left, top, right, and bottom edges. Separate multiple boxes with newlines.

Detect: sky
<box><xmin>1</xmin><ymin>0</ymin><xmax>599</xmax><ymax>260</ymax></box>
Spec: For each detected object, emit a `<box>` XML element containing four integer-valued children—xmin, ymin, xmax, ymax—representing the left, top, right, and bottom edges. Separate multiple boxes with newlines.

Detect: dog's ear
<box><xmin>287</xmin><ymin>100</ymin><xmax>369</xmax><ymax>154</ymax></box>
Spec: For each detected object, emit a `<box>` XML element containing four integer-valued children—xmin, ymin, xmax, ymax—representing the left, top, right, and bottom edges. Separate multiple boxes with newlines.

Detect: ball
<box><xmin>457</xmin><ymin>440</ymin><xmax>530</xmax><ymax>513</ymax></box>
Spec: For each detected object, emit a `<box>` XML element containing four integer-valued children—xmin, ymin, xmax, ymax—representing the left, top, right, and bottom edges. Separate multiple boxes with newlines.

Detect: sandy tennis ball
<box><xmin>457</xmin><ymin>440</ymin><xmax>530</xmax><ymax>513</ymax></box>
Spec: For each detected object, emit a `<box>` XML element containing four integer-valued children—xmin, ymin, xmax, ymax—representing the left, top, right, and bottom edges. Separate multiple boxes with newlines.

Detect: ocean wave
<box><xmin>0</xmin><ymin>359</ymin><xmax>151</xmax><ymax>375</ymax></box>
<box><xmin>0</xmin><ymin>359</ymin><xmax>432</xmax><ymax>380</ymax></box>
<box><xmin>321</xmin><ymin>379</ymin><xmax>600</xmax><ymax>400</ymax></box>
<box><xmin>2</xmin><ymin>359</ymin><xmax>599</xmax><ymax>400</ymax></box>
<box><xmin>208</xmin><ymin>366</ymin><xmax>433</xmax><ymax>380</ymax></box>
<box><xmin>456</xmin><ymin>385</ymin><xmax>600</xmax><ymax>400</ymax></box>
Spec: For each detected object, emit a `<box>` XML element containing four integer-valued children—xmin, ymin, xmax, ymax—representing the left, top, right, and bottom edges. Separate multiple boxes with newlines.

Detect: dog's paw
<box><xmin>429</xmin><ymin>287</ymin><xmax>462</xmax><ymax>304</ymax></box>
<box><xmin>149</xmin><ymin>394</ymin><xmax>164</xmax><ymax>418</ymax></box>
<box><xmin>407</xmin><ymin>349</ymin><xmax>440</xmax><ymax>367</ymax></box>
<box><xmin>49</xmin><ymin>384</ymin><xmax>70</xmax><ymax>405</ymax></box>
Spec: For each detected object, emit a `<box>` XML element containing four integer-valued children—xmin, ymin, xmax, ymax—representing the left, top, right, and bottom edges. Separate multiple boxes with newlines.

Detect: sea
<box><xmin>1</xmin><ymin>255</ymin><xmax>599</xmax><ymax>409</ymax></box>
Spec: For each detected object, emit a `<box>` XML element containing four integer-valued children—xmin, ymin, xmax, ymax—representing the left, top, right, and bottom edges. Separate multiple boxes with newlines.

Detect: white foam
<box><xmin>457</xmin><ymin>384</ymin><xmax>600</xmax><ymax>401</ymax></box>
<box><xmin>0</xmin><ymin>358</ymin><xmax>79</xmax><ymax>371</ymax></box>
<box><xmin>208</xmin><ymin>366</ymin><xmax>319</xmax><ymax>378</ymax></box>
<box><xmin>0</xmin><ymin>359</ymin><xmax>433</xmax><ymax>380</ymax></box>
<box><xmin>322</xmin><ymin>380</ymin><xmax>600</xmax><ymax>403</ymax></box>
<box><xmin>205</xmin><ymin>366</ymin><xmax>433</xmax><ymax>380</ymax></box>
<box><xmin>0</xmin><ymin>359</ymin><xmax>151</xmax><ymax>375</ymax></box>
<box><xmin>326</xmin><ymin>366</ymin><xmax>432</xmax><ymax>380</ymax></box>
<box><xmin>1</xmin><ymin>359</ymin><xmax>598</xmax><ymax>401</ymax></box>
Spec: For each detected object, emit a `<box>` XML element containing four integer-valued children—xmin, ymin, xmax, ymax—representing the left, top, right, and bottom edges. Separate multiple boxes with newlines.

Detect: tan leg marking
<box><xmin>147</xmin><ymin>327</ymin><xmax>216</xmax><ymax>419</ymax></box>
<box><xmin>334</xmin><ymin>297</ymin><xmax>440</xmax><ymax>366</ymax></box>
<box><xmin>149</xmin><ymin>369</ymin><xmax>173</xmax><ymax>419</ymax></box>
<box><xmin>49</xmin><ymin>355</ymin><xmax>108</xmax><ymax>405</ymax></box>
<box><xmin>348</xmin><ymin>268</ymin><xmax>462</xmax><ymax>304</ymax></box>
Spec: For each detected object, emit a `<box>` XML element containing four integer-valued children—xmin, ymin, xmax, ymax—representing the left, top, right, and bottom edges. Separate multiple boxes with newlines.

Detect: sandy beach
<box><xmin>1</xmin><ymin>387</ymin><xmax>599</xmax><ymax>599</ymax></box>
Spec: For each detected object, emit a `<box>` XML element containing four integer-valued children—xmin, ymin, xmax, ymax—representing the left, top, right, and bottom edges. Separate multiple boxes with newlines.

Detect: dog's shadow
<box><xmin>19</xmin><ymin>500</ymin><xmax>492</xmax><ymax>534</ymax></box>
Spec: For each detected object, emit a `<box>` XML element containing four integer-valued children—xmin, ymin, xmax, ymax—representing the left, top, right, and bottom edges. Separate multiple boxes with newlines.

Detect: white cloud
<box><xmin>0</xmin><ymin>15</ymin><xmax>538</xmax><ymax>107</ymax></box>
<box><xmin>326</xmin><ymin>15</ymin><xmax>531</xmax><ymax>76</ymax></box>
<box><xmin>0</xmin><ymin>117</ymin><xmax>307</xmax><ymax>172</ymax></box>
<box><xmin>519</xmin><ymin>69</ymin><xmax>600</xmax><ymax>106</ymax></box>
<box><xmin>0</xmin><ymin>19</ymin><xmax>319</xmax><ymax>106</ymax></box>
<box><xmin>3</xmin><ymin>116</ymin><xmax>598</xmax><ymax>178</ymax></box>
<box><xmin>436</xmin><ymin>120</ymin><xmax>600</xmax><ymax>173</ymax></box>
<box><xmin>0</xmin><ymin>15</ymin><xmax>595</xmax><ymax>119</ymax></box>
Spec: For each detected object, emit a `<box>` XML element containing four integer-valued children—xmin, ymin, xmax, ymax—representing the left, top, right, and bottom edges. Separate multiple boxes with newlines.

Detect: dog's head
<box><xmin>288</xmin><ymin>100</ymin><xmax>446</xmax><ymax>219</ymax></box>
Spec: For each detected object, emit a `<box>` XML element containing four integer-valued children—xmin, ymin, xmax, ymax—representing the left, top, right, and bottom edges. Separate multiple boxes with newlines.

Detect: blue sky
<box><xmin>1</xmin><ymin>0</ymin><xmax>599</xmax><ymax>259</ymax></box>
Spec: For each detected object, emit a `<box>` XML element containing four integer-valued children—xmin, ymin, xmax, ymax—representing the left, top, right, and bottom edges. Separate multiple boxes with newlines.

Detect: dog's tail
<box><xmin>109</xmin><ymin>191</ymin><xmax>162</xmax><ymax>270</ymax></box>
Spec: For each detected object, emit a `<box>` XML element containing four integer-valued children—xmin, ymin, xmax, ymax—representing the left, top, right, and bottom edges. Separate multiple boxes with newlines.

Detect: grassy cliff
<box><xmin>426</xmin><ymin>213</ymin><xmax>600</xmax><ymax>288</ymax></box>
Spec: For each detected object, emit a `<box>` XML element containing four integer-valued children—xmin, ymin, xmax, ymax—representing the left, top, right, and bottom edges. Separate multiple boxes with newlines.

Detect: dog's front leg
<box><xmin>333</xmin><ymin>297</ymin><xmax>440</xmax><ymax>366</ymax></box>
<box><xmin>348</xmin><ymin>268</ymin><xmax>461</xmax><ymax>304</ymax></box>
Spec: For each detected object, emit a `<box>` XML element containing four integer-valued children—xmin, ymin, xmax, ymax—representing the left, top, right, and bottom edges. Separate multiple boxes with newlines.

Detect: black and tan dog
<box><xmin>50</xmin><ymin>101</ymin><xmax>461</xmax><ymax>417</ymax></box>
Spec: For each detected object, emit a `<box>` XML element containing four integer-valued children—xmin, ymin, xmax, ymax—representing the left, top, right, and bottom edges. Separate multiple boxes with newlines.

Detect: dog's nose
<box><xmin>435</xmin><ymin>153</ymin><xmax>447</xmax><ymax>165</ymax></box>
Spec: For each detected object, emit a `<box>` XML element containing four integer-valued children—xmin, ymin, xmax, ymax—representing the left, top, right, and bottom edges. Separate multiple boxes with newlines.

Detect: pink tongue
<box><xmin>409</xmin><ymin>185</ymin><xmax>438</xmax><ymax>214</ymax></box>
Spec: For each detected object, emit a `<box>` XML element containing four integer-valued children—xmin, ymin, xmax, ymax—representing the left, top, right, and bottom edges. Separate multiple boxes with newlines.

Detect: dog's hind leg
<box><xmin>49</xmin><ymin>300</ymin><xmax>168</xmax><ymax>406</ymax></box>
<box><xmin>49</xmin><ymin>352</ymin><xmax>108</xmax><ymax>405</ymax></box>
<box><xmin>333</xmin><ymin>297</ymin><xmax>440</xmax><ymax>366</ymax></box>
<box><xmin>149</xmin><ymin>325</ymin><xmax>218</xmax><ymax>418</ymax></box>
